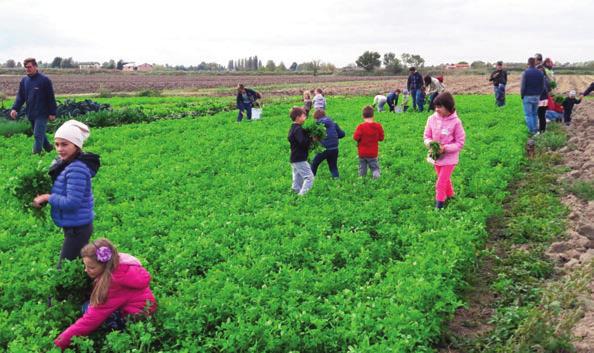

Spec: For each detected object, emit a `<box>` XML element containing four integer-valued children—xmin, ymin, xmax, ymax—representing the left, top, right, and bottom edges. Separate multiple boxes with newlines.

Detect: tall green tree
<box><xmin>356</xmin><ymin>51</ymin><xmax>381</xmax><ymax>72</ymax></box>
<box><xmin>383</xmin><ymin>53</ymin><xmax>403</xmax><ymax>74</ymax></box>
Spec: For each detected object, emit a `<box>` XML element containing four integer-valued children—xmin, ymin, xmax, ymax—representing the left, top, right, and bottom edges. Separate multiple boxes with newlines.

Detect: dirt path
<box><xmin>547</xmin><ymin>99</ymin><xmax>594</xmax><ymax>352</ymax></box>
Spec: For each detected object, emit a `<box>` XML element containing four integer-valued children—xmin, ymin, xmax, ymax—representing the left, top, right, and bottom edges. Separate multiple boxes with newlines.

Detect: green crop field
<box><xmin>0</xmin><ymin>95</ymin><xmax>527</xmax><ymax>352</ymax></box>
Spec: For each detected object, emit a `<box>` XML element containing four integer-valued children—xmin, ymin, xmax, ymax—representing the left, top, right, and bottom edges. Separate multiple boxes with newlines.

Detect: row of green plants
<box><xmin>0</xmin><ymin>95</ymin><xmax>527</xmax><ymax>352</ymax></box>
<box><xmin>0</xmin><ymin>96</ymin><xmax>234</xmax><ymax>137</ymax></box>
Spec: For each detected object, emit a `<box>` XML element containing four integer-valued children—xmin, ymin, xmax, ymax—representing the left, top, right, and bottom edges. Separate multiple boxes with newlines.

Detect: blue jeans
<box><xmin>237</xmin><ymin>102</ymin><xmax>252</xmax><ymax>122</ymax></box>
<box><xmin>29</xmin><ymin>117</ymin><xmax>52</xmax><ymax>154</ymax></box>
<box><xmin>428</xmin><ymin>92</ymin><xmax>438</xmax><ymax>110</ymax></box>
<box><xmin>522</xmin><ymin>96</ymin><xmax>539</xmax><ymax>134</ymax></box>
<box><xmin>545</xmin><ymin>110</ymin><xmax>562</xmax><ymax>122</ymax></box>
<box><xmin>311</xmin><ymin>149</ymin><xmax>339</xmax><ymax>178</ymax></box>
<box><xmin>82</xmin><ymin>301</ymin><xmax>125</xmax><ymax>331</ymax></box>
<box><xmin>410</xmin><ymin>89</ymin><xmax>424</xmax><ymax>111</ymax></box>
<box><xmin>494</xmin><ymin>84</ymin><xmax>506</xmax><ymax>106</ymax></box>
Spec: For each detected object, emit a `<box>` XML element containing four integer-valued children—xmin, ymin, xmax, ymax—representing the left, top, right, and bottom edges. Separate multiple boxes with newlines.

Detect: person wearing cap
<box><xmin>32</xmin><ymin>120</ymin><xmax>101</xmax><ymax>268</ymax></box>
<box><xmin>489</xmin><ymin>61</ymin><xmax>508</xmax><ymax>107</ymax></box>
<box><xmin>9</xmin><ymin>58</ymin><xmax>57</xmax><ymax>154</ymax></box>
<box><xmin>562</xmin><ymin>90</ymin><xmax>582</xmax><ymax>126</ymax></box>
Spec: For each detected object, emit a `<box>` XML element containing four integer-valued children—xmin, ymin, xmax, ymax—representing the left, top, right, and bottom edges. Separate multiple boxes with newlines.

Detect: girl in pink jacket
<box><xmin>54</xmin><ymin>238</ymin><xmax>157</xmax><ymax>349</ymax></box>
<box><xmin>423</xmin><ymin>92</ymin><xmax>466</xmax><ymax>209</ymax></box>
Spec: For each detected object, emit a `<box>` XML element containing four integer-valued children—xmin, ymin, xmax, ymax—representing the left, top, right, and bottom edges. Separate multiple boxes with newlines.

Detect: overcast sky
<box><xmin>0</xmin><ymin>0</ymin><xmax>592</xmax><ymax>67</ymax></box>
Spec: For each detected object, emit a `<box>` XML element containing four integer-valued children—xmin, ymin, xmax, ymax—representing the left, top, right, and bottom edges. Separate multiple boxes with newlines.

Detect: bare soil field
<box><xmin>0</xmin><ymin>73</ymin><xmax>592</xmax><ymax>96</ymax></box>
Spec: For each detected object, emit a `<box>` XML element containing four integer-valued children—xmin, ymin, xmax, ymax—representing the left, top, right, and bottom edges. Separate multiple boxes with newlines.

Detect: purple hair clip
<box><xmin>96</xmin><ymin>246</ymin><xmax>112</xmax><ymax>263</ymax></box>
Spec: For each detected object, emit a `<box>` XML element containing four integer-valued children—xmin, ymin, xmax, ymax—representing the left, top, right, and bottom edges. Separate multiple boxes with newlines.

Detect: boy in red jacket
<box><xmin>353</xmin><ymin>106</ymin><xmax>385</xmax><ymax>178</ymax></box>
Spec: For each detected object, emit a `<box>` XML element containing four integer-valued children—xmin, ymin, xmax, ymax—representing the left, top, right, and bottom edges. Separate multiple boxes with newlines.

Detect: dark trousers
<box><xmin>537</xmin><ymin>106</ymin><xmax>547</xmax><ymax>132</ymax></box>
<box><xmin>311</xmin><ymin>149</ymin><xmax>339</xmax><ymax>178</ymax></box>
<box><xmin>237</xmin><ymin>103</ymin><xmax>252</xmax><ymax>122</ymax></box>
<box><xmin>563</xmin><ymin>111</ymin><xmax>572</xmax><ymax>125</ymax></box>
<box><xmin>57</xmin><ymin>223</ymin><xmax>93</xmax><ymax>269</ymax></box>
<box><xmin>29</xmin><ymin>117</ymin><xmax>52</xmax><ymax>154</ymax></box>
<box><xmin>428</xmin><ymin>92</ymin><xmax>439</xmax><ymax>111</ymax></box>
<box><xmin>494</xmin><ymin>84</ymin><xmax>506</xmax><ymax>106</ymax></box>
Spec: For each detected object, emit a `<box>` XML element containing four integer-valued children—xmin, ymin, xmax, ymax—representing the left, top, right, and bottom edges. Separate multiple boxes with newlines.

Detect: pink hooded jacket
<box><xmin>423</xmin><ymin>111</ymin><xmax>466</xmax><ymax>166</ymax></box>
<box><xmin>54</xmin><ymin>253</ymin><xmax>156</xmax><ymax>349</ymax></box>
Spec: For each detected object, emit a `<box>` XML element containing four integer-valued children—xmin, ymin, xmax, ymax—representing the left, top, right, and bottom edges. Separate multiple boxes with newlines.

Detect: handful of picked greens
<box><xmin>303</xmin><ymin>120</ymin><xmax>327</xmax><ymax>152</ymax></box>
<box><xmin>7</xmin><ymin>161</ymin><xmax>52</xmax><ymax>219</ymax></box>
<box><xmin>426</xmin><ymin>141</ymin><xmax>443</xmax><ymax>164</ymax></box>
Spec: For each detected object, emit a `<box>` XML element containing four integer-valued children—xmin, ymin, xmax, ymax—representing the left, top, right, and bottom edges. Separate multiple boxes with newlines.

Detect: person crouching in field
<box><xmin>236</xmin><ymin>84</ymin><xmax>261</xmax><ymax>122</ymax></box>
<box><xmin>32</xmin><ymin>120</ymin><xmax>100</xmax><ymax>269</ymax></box>
<box><xmin>54</xmin><ymin>238</ymin><xmax>157</xmax><ymax>350</ymax></box>
<box><xmin>423</xmin><ymin>92</ymin><xmax>466</xmax><ymax>209</ymax></box>
<box><xmin>288</xmin><ymin>107</ymin><xmax>314</xmax><ymax>195</ymax></box>
<box><xmin>386</xmin><ymin>89</ymin><xmax>400</xmax><ymax>112</ymax></box>
<box><xmin>354</xmin><ymin>106</ymin><xmax>384</xmax><ymax>179</ymax></box>
<box><xmin>310</xmin><ymin>109</ymin><xmax>345</xmax><ymax>179</ymax></box>
<box><xmin>373</xmin><ymin>94</ymin><xmax>388</xmax><ymax>112</ymax></box>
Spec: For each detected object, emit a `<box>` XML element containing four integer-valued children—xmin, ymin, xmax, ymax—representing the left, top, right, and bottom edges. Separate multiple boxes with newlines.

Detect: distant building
<box><xmin>123</xmin><ymin>63</ymin><xmax>136</xmax><ymax>72</ymax></box>
<box><xmin>445</xmin><ymin>63</ymin><xmax>470</xmax><ymax>70</ymax></box>
<box><xmin>79</xmin><ymin>62</ymin><xmax>101</xmax><ymax>70</ymax></box>
<box><xmin>137</xmin><ymin>63</ymin><xmax>153</xmax><ymax>72</ymax></box>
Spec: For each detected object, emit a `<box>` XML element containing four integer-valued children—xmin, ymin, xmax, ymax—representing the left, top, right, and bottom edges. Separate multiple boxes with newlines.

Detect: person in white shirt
<box><xmin>373</xmin><ymin>94</ymin><xmax>388</xmax><ymax>112</ymax></box>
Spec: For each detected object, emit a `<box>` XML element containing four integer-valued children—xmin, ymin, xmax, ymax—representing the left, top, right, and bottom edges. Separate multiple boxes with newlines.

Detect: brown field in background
<box><xmin>0</xmin><ymin>73</ymin><xmax>592</xmax><ymax>97</ymax></box>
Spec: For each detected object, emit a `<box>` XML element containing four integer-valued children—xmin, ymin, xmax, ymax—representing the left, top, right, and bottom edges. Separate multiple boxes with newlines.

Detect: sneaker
<box><xmin>435</xmin><ymin>201</ymin><xmax>445</xmax><ymax>209</ymax></box>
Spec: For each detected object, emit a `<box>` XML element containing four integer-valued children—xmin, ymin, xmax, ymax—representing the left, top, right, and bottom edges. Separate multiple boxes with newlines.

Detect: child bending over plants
<box><xmin>32</xmin><ymin>120</ymin><xmax>100</xmax><ymax>268</ymax></box>
<box><xmin>423</xmin><ymin>92</ymin><xmax>466</xmax><ymax>209</ymax></box>
<box><xmin>310</xmin><ymin>109</ymin><xmax>345</xmax><ymax>179</ymax></box>
<box><xmin>288</xmin><ymin>107</ymin><xmax>315</xmax><ymax>195</ymax></box>
<box><xmin>54</xmin><ymin>238</ymin><xmax>157</xmax><ymax>350</ymax></box>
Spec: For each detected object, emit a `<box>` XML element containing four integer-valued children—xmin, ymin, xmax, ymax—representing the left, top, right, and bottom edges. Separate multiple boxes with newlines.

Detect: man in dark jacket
<box><xmin>10</xmin><ymin>58</ymin><xmax>57</xmax><ymax>154</ymax></box>
<box><xmin>236</xmin><ymin>84</ymin><xmax>261</xmax><ymax>122</ymax></box>
<box><xmin>520</xmin><ymin>57</ymin><xmax>545</xmax><ymax>135</ymax></box>
<box><xmin>407</xmin><ymin>67</ymin><xmax>425</xmax><ymax>112</ymax></box>
<box><xmin>489</xmin><ymin>61</ymin><xmax>508</xmax><ymax>107</ymax></box>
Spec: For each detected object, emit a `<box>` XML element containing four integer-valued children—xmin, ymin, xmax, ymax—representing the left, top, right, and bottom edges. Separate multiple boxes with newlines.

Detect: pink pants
<box><xmin>434</xmin><ymin>164</ymin><xmax>456</xmax><ymax>202</ymax></box>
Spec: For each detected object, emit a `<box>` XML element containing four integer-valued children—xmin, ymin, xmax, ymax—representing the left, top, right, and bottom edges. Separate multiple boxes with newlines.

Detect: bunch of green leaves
<box><xmin>428</xmin><ymin>141</ymin><xmax>442</xmax><ymax>160</ymax></box>
<box><xmin>553</xmin><ymin>95</ymin><xmax>564</xmax><ymax>104</ymax></box>
<box><xmin>302</xmin><ymin>119</ymin><xmax>327</xmax><ymax>151</ymax></box>
<box><xmin>549</xmin><ymin>80</ymin><xmax>557</xmax><ymax>90</ymax></box>
<box><xmin>6</xmin><ymin>160</ymin><xmax>52</xmax><ymax>219</ymax></box>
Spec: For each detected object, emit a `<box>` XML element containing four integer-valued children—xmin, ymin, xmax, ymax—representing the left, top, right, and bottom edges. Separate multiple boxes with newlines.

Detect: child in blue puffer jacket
<box><xmin>33</xmin><ymin>120</ymin><xmax>100</xmax><ymax>268</ymax></box>
<box><xmin>310</xmin><ymin>109</ymin><xmax>345</xmax><ymax>178</ymax></box>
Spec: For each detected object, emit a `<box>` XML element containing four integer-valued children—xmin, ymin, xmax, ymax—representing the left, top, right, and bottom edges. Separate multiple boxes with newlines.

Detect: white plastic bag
<box><xmin>252</xmin><ymin>108</ymin><xmax>262</xmax><ymax>120</ymax></box>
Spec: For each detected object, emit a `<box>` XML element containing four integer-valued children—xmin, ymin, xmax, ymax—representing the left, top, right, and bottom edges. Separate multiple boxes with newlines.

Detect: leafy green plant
<box><xmin>303</xmin><ymin>119</ymin><xmax>327</xmax><ymax>151</ymax></box>
<box><xmin>428</xmin><ymin>141</ymin><xmax>442</xmax><ymax>160</ymax></box>
<box><xmin>6</xmin><ymin>160</ymin><xmax>52</xmax><ymax>219</ymax></box>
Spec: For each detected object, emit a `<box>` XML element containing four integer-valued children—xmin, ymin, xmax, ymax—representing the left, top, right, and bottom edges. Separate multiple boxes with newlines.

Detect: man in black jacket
<box><xmin>489</xmin><ymin>61</ymin><xmax>508</xmax><ymax>107</ymax></box>
<box><xmin>10</xmin><ymin>58</ymin><xmax>57</xmax><ymax>154</ymax></box>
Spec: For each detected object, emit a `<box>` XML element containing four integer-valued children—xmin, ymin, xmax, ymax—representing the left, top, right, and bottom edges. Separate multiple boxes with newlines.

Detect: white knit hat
<box><xmin>54</xmin><ymin>120</ymin><xmax>90</xmax><ymax>149</ymax></box>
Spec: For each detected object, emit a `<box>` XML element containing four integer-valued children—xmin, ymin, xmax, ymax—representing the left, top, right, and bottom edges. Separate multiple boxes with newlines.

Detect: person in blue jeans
<box><xmin>310</xmin><ymin>109</ymin><xmax>345</xmax><ymax>178</ymax></box>
<box><xmin>489</xmin><ymin>61</ymin><xmax>508</xmax><ymax>107</ymax></box>
<box><xmin>236</xmin><ymin>84</ymin><xmax>261</xmax><ymax>122</ymax></box>
<box><xmin>10</xmin><ymin>58</ymin><xmax>57</xmax><ymax>154</ymax></box>
<box><xmin>520</xmin><ymin>57</ymin><xmax>545</xmax><ymax>135</ymax></box>
<box><xmin>407</xmin><ymin>67</ymin><xmax>425</xmax><ymax>112</ymax></box>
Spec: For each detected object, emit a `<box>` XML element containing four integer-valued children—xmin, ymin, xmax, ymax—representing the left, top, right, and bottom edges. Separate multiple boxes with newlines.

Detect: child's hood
<box><xmin>78</xmin><ymin>152</ymin><xmax>101</xmax><ymax>177</ymax></box>
<box><xmin>434</xmin><ymin>111</ymin><xmax>459</xmax><ymax>122</ymax></box>
<box><xmin>111</xmin><ymin>253</ymin><xmax>150</xmax><ymax>289</ymax></box>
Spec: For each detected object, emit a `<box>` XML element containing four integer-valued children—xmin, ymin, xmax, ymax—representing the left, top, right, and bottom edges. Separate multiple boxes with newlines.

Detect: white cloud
<box><xmin>0</xmin><ymin>0</ymin><xmax>592</xmax><ymax>66</ymax></box>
